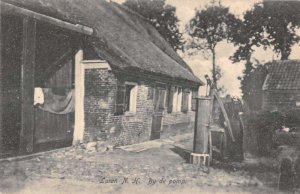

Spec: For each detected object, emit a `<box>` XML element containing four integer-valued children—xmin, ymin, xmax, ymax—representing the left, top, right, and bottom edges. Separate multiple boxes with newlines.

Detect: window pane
<box><xmin>167</xmin><ymin>86</ymin><xmax>173</xmax><ymax>113</ymax></box>
<box><xmin>115</xmin><ymin>83</ymin><xmax>126</xmax><ymax>115</ymax></box>
<box><xmin>172</xmin><ymin>87</ymin><xmax>178</xmax><ymax>112</ymax></box>
<box><xmin>159</xmin><ymin>89</ymin><xmax>166</xmax><ymax>110</ymax></box>
<box><xmin>177</xmin><ymin>88</ymin><xmax>182</xmax><ymax>112</ymax></box>
<box><xmin>125</xmin><ymin>84</ymin><xmax>135</xmax><ymax>112</ymax></box>
<box><xmin>129</xmin><ymin>85</ymin><xmax>137</xmax><ymax>112</ymax></box>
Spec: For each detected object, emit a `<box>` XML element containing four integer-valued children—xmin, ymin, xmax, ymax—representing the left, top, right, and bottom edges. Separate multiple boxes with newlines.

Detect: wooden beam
<box><xmin>213</xmin><ymin>89</ymin><xmax>235</xmax><ymax>142</ymax></box>
<box><xmin>112</xmin><ymin>68</ymin><xmax>201</xmax><ymax>88</ymax></box>
<box><xmin>19</xmin><ymin>17</ymin><xmax>36</xmax><ymax>154</ymax></box>
<box><xmin>82</xmin><ymin>60</ymin><xmax>112</xmax><ymax>70</ymax></box>
<box><xmin>73</xmin><ymin>49</ymin><xmax>84</xmax><ymax>145</ymax></box>
<box><xmin>2</xmin><ymin>2</ymin><xmax>93</xmax><ymax>36</ymax></box>
<box><xmin>0</xmin><ymin>13</ymin><xmax>3</xmax><ymax>154</ymax></box>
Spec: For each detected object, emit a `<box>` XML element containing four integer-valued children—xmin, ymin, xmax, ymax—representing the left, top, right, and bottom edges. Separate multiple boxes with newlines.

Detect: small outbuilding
<box><xmin>262</xmin><ymin>60</ymin><xmax>300</xmax><ymax>111</ymax></box>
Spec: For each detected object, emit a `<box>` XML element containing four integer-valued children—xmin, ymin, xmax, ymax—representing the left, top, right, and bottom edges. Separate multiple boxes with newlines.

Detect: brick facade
<box><xmin>84</xmin><ymin>68</ymin><xmax>196</xmax><ymax>146</ymax></box>
<box><xmin>262</xmin><ymin>90</ymin><xmax>300</xmax><ymax>111</ymax></box>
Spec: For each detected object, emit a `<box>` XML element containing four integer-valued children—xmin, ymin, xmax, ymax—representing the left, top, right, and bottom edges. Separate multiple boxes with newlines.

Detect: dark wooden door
<box><xmin>1</xmin><ymin>15</ymin><xmax>23</xmax><ymax>157</ymax></box>
<box><xmin>33</xmin><ymin>22</ymin><xmax>75</xmax><ymax>152</ymax></box>
<box><xmin>34</xmin><ymin>60</ymin><xmax>74</xmax><ymax>151</ymax></box>
<box><xmin>150</xmin><ymin>112</ymin><xmax>163</xmax><ymax>140</ymax></box>
<box><xmin>150</xmin><ymin>87</ymin><xmax>165</xmax><ymax>140</ymax></box>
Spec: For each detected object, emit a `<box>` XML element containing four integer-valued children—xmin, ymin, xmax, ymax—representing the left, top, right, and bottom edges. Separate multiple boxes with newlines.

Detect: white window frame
<box><xmin>172</xmin><ymin>86</ymin><xmax>183</xmax><ymax>112</ymax></box>
<box><xmin>188</xmin><ymin>90</ymin><xmax>192</xmax><ymax>111</ymax></box>
<box><xmin>177</xmin><ymin>87</ymin><xmax>182</xmax><ymax>112</ymax></box>
<box><xmin>172</xmin><ymin>87</ymin><xmax>178</xmax><ymax>112</ymax></box>
<box><xmin>160</xmin><ymin>85</ymin><xmax>167</xmax><ymax>110</ymax></box>
<box><xmin>125</xmin><ymin>82</ymin><xmax>138</xmax><ymax>113</ymax></box>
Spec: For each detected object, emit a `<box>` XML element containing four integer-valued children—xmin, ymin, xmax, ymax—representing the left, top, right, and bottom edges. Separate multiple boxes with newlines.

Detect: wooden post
<box><xmin>73</xmin><ymin>49</ymin><xmax>84</xmax><ymax>145</ymax></box>
<box><xmin>213</xmin><ymin>89</ymin><xmax>235</xmax><ymax>142</ymax></box>
<box><xmin>0</xmin><ymin>13</ymin><xmax>3</xmax><ymax>154</ymax></box>
<box><xmin>19</xmin><ymin>17</ymin><xmax>36</xmax><ymax>154</ymax></box>
<box><xmin>191</xmin><ymin>97</ymin><xmax>212</xmax><ymax>166</ymax></box>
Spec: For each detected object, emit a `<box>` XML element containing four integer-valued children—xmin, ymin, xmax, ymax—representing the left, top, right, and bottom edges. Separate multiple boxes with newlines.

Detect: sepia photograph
<box><xmin>0</xmin><ymin>0</ymin><xmax>300</xmax><ymax>193</ymax></box>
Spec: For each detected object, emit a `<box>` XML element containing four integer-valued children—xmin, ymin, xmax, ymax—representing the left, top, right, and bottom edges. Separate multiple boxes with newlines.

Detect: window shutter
<box><xmin>167</xmin><ymin>86</ymin><xmax>174</xmax><ymax>113</ymax></box>
<box><xmin>159</xmin><ymin>89</ymin><xmax>166</xmax><ymax>110</ymax></box>
<box><xmin>181</xmin><ymin>89</ymin><xmax>189</xmax><ymax>113</ymax></box>
<box><xmin>115</xmin><ymin>82</ymin><xmax>126</xmax><ymax>115</ymax></box>
<box><xmin>153</xmin><ymin>87</ymin><xmax>159</xmax><ymax>110</ymax></box>
<box><xmin>191</xmin><ymin>89</ymin><xmax>198</xmax><ymax>111</ymax></box>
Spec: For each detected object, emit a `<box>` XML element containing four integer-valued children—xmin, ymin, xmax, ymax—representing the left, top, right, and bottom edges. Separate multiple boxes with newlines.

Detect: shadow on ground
<box><xmin>169</xmin><ymin>146</ymin><xmax>191</xmax><ymax>163</ymax></box>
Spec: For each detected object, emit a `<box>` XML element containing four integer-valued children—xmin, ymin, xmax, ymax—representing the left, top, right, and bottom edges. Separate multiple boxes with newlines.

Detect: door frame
<box><xmin>72</xmin><ymin>54</ymin><xmax>111</xmax><ymax>145</ymax></box>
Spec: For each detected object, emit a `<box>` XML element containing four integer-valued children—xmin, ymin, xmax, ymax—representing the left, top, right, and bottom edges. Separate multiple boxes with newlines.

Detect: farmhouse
<box><xmin>262</xmin><ymin>60</ymin><xmax>300</xmax><ymax>111</ymax></box>
<box><xmin>0</xmin><ymin>0</ymin><xmax>203</xmax><ymax>157</ymax></box>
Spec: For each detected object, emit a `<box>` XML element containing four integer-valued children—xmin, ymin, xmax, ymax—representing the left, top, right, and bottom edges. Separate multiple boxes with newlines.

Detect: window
<box><xmin>188</xmin><ymin>90</ymin><xmax>192</xmax><ymax>111</ymax></box>
<box><xmin>115</xmin><ymin>81</ymin><xmax>137</xmax><ymax>115</ymax></box>
<box><xmin>167</xmin><ymin>86</ymin><xmax>193</xmax><ymax>113</ymax></box>
<box><xmin>170</xmin><ymin>87</ymin><xmax>182</xmax><ymax>112</ymax></box>
<box><xmin>153</xmin><ymin>85</ymin><xmax>166</xmax><ymax>111</ymax></box>
<box><xmin>181</xmin><ymin>89</ymin><xmax>190</xmax><ymax>113</ymax></box>
<box><xmin>125</xmin><ymin>82</ymin><xmax>138</xmax><ymax>113</ymax></box>
<box><xmin>176</xmin><ymin>88</ymin><xmax>183</xmax><ymax>112</ymax></box>
<box><xmin>166</xmin><ymin>86</ymin><xmax>173</xmax><ymax>113</ymax></box>
<box><xmin>172</xmin><ymin>87</ymin><xmax>178</xmax><ymax>112</ymax></box>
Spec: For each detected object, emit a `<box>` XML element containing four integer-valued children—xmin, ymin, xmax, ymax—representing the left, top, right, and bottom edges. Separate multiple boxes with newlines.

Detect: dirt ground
<box><xmin>0</xmin><ymin>134</ymin><xmax>291</xmax><ymax>194</ymax></box>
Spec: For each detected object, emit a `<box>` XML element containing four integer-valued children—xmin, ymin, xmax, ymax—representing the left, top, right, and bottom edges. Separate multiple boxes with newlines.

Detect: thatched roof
<box><xmin>2</xmin><ymin>0</ymin><xmax>203</xmax><ymax>85</ymax></box>
<box><xmin>262</xmin><ymin>60</ymin><xmax>300</xmax><ymax>90</ymax></box>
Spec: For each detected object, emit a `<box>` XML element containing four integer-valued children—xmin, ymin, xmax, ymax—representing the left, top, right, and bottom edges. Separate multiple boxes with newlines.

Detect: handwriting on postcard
<box><xmin>99</xmin><ymin>177</ymin><xmax>187</xmax><ymax>185</ymax></box>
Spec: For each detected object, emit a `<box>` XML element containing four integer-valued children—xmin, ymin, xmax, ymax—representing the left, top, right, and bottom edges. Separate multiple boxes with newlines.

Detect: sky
<box><xmin>113</xmin><ymin>0</ymin><xmax>300</xmax><ymax>97</ymax></box>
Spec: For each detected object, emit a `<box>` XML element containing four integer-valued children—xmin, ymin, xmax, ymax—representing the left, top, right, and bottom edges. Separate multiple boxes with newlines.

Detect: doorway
<box><xmin>33</xmin><ymin>21</ymin><xmax>75</xmax><ymax>152</ymax></box>
<box><xmin>150</xmin><ymin>85</ymin><xmax>166</xmax><ymax>140</ymax></box>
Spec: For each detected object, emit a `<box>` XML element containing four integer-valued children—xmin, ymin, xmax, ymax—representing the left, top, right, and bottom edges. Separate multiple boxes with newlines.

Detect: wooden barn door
<box><xmin>34</xmin><ymin>60</ymin><xmax>74</xmax><ymax>151</ymax></box>
<box><xmin>0</xmin><ymin>15</ymin><xmax>23</xmax><ymax>156</ymax></box>
<box><xmin>32</xmin><ymin>21</ymin><xmax>76</xmax><ymax>152</ymax></box>
<box><xmin>150</xmin><ymin>86</ymin><xmax>166</xmax><ymax>140</ymax></box>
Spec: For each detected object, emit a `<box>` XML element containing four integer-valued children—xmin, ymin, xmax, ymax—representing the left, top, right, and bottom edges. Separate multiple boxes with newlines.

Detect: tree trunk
<box><xmin>212</xmin><ymin>48</ymin><xmax>217</xmax><ymax>89</ymax></box>
<box><xmin>0</xmin><ymin>13</ymin><xmax>2</xmax><ymax>154</ymax></box>
<box><xmin>280</xmin><ymin>49</ymin><xmax>289</xmax><ymax>60</ymax></box>
<box><xmin>280</xmin><ymin>35</ymin><xmax>289</xmax><ymax>60</ymax></box>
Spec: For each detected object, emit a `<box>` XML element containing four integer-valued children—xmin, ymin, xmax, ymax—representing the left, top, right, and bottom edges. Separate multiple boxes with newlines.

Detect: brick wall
<box><xmin>262</xmin><ymin>90</ymin><xmax>300</xmax><ymax>111</ymax></box>
<box><xmin>84</xmin><ymin>68</ymin><xmax>196</xmax><ymax>146</ymax></box>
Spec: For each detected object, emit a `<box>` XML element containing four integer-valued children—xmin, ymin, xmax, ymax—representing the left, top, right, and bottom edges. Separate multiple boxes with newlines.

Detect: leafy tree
<box><xmin>187</xmin><ymin>3</ymin><xmax>240</xmax><ymax>87</ymax></box>
<box><xmin>123</xmin><ymin>0</ymin><xmax>184</xmax><ymax>51</ymax></box>
<box><xmin>231</xmin><ymin>0</ymin><xmax>300</xmax><ymax>62</ymax></box>
<box><xmin>231</xmin><ymin>1</ymin><xmax>300</xmax><ymax>110</ymax></box>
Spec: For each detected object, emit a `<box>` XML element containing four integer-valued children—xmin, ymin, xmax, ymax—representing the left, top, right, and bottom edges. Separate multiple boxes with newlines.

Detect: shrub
<box><xmin>284</xmin><ymin>109</ymin><xmax>300</xmax><ymax>129</ymax></box>
<box><xmin>243</xmin><ymin>110</ymin><xmax>285</xmax><ymax>156</ymax></box>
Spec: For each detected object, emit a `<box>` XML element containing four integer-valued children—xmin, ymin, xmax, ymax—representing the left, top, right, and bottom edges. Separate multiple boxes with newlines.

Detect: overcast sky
<box><xmin>113</xmin><ymin>0</ymin><xmax>300</xmax><ymax>97</ymax></box>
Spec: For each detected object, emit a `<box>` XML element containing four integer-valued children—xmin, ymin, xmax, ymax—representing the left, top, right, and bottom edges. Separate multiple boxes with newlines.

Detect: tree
<box><xmin>231</xmin><ymin>1</ymin><xmax>300</xmax><ymax>62</ymax></box>
<box><xmin>230</xmin><ymin>1</ymin><xmax>300</xmax><ymax>108</ymax></box>
<box><xmin>187</xmin><ymin>3</ymin><xmax>240</xmax><ymax>87</ymax></box>
<box><xmin>123</xmin><ymin>0</ymin><xmax>184</xmax><ymax>51</ymax></box>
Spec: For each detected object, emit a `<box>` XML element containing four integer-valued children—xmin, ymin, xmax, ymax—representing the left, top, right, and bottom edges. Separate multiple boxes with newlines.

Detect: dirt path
<box><xmin>0</xmin><ymin>136</ymin><xmax>286</xmax><ymax>194</ymax></box>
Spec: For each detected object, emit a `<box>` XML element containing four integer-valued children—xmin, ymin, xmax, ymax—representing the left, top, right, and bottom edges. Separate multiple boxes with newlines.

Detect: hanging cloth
<box><xmin>38</xmin><ymin>88</ymin><xmax>75</xmax><ymax>114</ymax></box>
<box><xmin>34</xmin><ymin>87</ymin><xmax>45</xmax><ymax>105</ymax></box>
